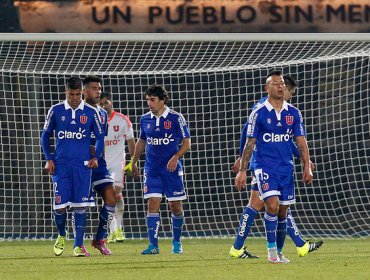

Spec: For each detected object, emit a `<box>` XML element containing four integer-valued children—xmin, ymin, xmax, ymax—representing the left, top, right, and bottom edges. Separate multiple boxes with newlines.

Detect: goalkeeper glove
<box><xmin>124</xmin><ymin>160</ymin><xmax>133</xmax><ymax>177</ymax></box>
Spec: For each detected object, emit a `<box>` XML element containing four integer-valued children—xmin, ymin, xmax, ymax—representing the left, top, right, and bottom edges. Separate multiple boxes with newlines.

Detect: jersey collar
<box><xmin>64</xmin><ymin>100</ymin><xmax>84</xmax><ymax>111</ymax></box>
<box><xmin>264</xmin><ymin>100</ymin><xmax>289</xmax><ymax>112</ymax></box>
<box><xmin>150</xmin><ymin>106</ymin><xmax>170</xmax><ymax>119</ymax></box>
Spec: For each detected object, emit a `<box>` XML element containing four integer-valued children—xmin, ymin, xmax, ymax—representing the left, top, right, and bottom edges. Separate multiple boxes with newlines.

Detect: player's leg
<box><xmin>255</xmin><ymin>169</ymin><xmax>281</xmax><ymax>263</ymax></box>
<box><xmin>164</xmin><ymin>170</ymin><xmax>187</xmax><ymax>254</ymax></box>
<box><xmin>52</xmin><ymin>166</ymin><xmax>71</xmax><ymax>256</ymax></box>
<box><xmin>71</xmin><ymin>166</ymin><xmax>95</xmax><ymax>257</ymax></box>
<box><xmin>92</xmin><ymin>183</ymin><xmax>116</xmax><ymax>255</ymax></box>
<box><xmin>141</xmin><ymin>170</ymin><xmax>162</xmax><ymax>255</ymax></box>
<box><xmin>114</xmin><ymin>186</ymin><xmax>125</xmax><ymax>242</ymax></box>
<box><xmin>287</xmin><ymin>209</ymin><xmax>324</xmax><ymax>256</ymax></box>
<box><xmin>230</xmin><ymin>181</ymin><xmax>262</xmax><ymax>258</ymax></box>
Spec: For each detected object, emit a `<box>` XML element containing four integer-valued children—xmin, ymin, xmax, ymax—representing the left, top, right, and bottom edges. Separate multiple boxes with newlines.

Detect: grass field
<box><xmin>1</xmin><ymin>238</ymin><xmax>369</xmax><ymax>280</ymax></box>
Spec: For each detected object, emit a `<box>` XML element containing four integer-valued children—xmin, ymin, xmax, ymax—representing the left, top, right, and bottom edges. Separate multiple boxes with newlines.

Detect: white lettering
<box><xmin>262</xmin><ymin>132</ymin><xmax>290</xmax><ymax>143</ymax></box>
<box><xmin>238</xmin><ymin>213</ymin><xmax>249</xmax><ymax>237</ymax></box>
<box><xmin>57</xmin><ymin>128</ymin><xmax>86</xmax><ymax>140</ymax></box>
<box><xmin>147</xmin><ymin>133</ymin><xmax>174</xmax><ymax>146</ymax></box>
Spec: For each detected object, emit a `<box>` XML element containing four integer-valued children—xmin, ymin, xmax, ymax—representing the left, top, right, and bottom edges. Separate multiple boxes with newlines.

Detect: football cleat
<box><xmin>73</xmin><ymin>245</ymin><xmax>91</xmax><ymax>257</ymax></box>
<box><xmin>53</xmin><ymin>235</ymin><xmax>66</xmax><ymax>256</ymax></box>
<box><xmin>278</xmin><ymin>252</ymin><xmax>290</xmax><ymax>263</ymax></box>
<box><xmin>107</xmin><ymin>232</ymin><xmax>116</xmax><ymax>243</ymax></box>
<box><xmin>267</xmin><ymin>247</ymin><xmax>282</xmax><ymax>264</ymax></box>
<box><xmin>172</xmin><ymin>241</ymin><xmax>183</xmax><ymax>254</ymax></box>
<box><xmin>229</xmin><ymin>245</ymin><xmax>259</xmax><ymax>259</ymax></box>
<box><xmin>115</xmin><ymin>228</ymin><xmax>126</xmax><ymax>242</ymax></box>
<box><xmin>92</xmin><ymin>239</ymin><xmax>112</xmax><ymax>255</ymax></box>
<box><xmin>297</xmin><ymin>240</ymin><xmax>324</xmax><ymax>257</ymax></box>
<box><xmin>141</xmin><ymin>244</ymin><xmax>160</xmax><ymax>255</ymax></box>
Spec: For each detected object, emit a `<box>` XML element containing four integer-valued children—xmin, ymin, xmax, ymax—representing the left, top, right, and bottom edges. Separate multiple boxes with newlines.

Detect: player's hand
<box><xmin>235</xmin><ymin>170</ymin><xmax>247</xmax><ymax>191</ymax></box>
<box><xmin>44</xmin><ymin>160</ymin><xmax>55</xmax><ymax>175</ymax></box>
<box><xmin>88</xmin><ymin>157</ymin><xmax>98</xmax><ymax>169</ymax></box>
<box><xmin>131</xmin><ymin>163</ymin><xmax>140</xmax><ymax>179</ymax></box>
<box><xmin>231</xmin><ymin>157</ymin><xmax>241</xmax><ymax>173</ymax></box>
<box><xmin>302</xmin><ymin>166</ymin><xmax>313</xmax><ymax>184</ymax></box>
<box><xmin>167</xmin><ymin>155</ymin><xmax>179</xmax><ymax>172</ymax></box>
<box><xmin>124</xmin><ymin>161</ymin><xmax>133</xmax><ymax>177</ymax></box>
<box><xmin>309</xmin><ymin>160</ymin><xmax>315</xmax><ymax>172</ymax></box>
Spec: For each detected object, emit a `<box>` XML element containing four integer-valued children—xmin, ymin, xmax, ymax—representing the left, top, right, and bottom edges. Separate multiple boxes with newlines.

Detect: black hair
<box><xmin>283</xmin><ymin>75</ymin><xmax>298</xmax><ymax>88</ymax></box>
<box><xmin>145</xmin><ymin>84</ymin><xmax>169</xmax><ymax>104</ymax></box>
<box><xmin>266</xmin><ymin>70</ymin><xmax>283</xmax><ymax>81</ymax></box>
<box><xmin>100</xmin><ymin>92</ymin><xmax>111</xmax><ymax>100</ymax></box>
<box><xmin>66</xmin><ymin>76</ymin><xmax>82</xmax><ymax>90</ymax></box>
<box><xmin>83</xmin><ymin>75</ymin><xmax>102</xmax><ymax>87</ymax></box>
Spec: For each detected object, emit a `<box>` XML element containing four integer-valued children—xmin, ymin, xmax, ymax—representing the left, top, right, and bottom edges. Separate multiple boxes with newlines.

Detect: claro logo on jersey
<box><xmin>147</xmin><ymin>133</ymin><xmax>174</xmax><ymax>145</ymax></box>
<box><xmin>57</xmin><ymin>127</ymin><xmax>86</xmax><ymax>139</ymax></box>
<box><xmin>262</xmin><ymin>129</ymin><xmax>292</xmax><ymax>143</ymax></box>
<box><xmin>105</xmin><ymin>135</ymin><xmax>120</xmax><ymax>146</ymax></box>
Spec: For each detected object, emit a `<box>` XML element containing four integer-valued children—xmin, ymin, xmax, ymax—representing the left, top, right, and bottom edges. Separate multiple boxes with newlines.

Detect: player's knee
<box><xmin>169</xmin><ymin>201</ymin><xmax>182</xmax><ymax>215</ymax></box>
<box><xmin>249</xmin><ymin>198</ymin><xmax>264</xmax><ymax>211</ymax></box>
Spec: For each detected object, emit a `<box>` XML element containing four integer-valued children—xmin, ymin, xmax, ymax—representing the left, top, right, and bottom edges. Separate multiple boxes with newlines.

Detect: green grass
<box><xmin>0</xmin><ymin>238</ymin><xmax>369</xmax><ymax>280</ymax></box>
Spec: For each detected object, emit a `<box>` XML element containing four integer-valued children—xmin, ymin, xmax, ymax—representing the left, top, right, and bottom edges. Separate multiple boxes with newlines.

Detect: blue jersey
<box><xmin>240</xmin><ymin>97</ymin><xmax>300</xmax><ymax>171</ymax></box>
<box><xmin>246</xmin><ymin>99</ymin><xmax>306</xmax><ymax>175</ymax></box>
<box><xmin>139</xmin><ymin>107</ymin><xmax>190</xmax><ymax>173</ymax></box>
<box><xmin>41</xmin><ymin>100</ymin><xmax>104</xmax><ymax>167</ymax></box>
<box><xmin>91</xmin><ymin>105</ymin><xmax>109</xmax><ymax>171</ymax></box>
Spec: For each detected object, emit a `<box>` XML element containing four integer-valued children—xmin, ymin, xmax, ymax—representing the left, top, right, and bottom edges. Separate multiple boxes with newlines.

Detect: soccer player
<box><xmin>41</xmin><ymin>76</ymin><xmax>104</xmax><ymax>257</ymax></box>
<box><xmin>82</xmin><ymin>76</ymin><xmax>116</xmax><ymax>255</ymax></box>
<box><xmin>229</xmin><ymin>75</ymin><xmax>323</xmax><ymax>259</ymax></box>
<box><xmin>235</xmin><ymin>70</ymin><xmax>314</xmax><ymax>263</ymax></box>
<box><xmin>98</xmin><ymin>92</ymin><xmax>135</xmax><ymax>243</ymax></box>
<box><xmin>130</xmin><ymin>84</ymin><xmax>191</xmax><ymax>255</ymax></box>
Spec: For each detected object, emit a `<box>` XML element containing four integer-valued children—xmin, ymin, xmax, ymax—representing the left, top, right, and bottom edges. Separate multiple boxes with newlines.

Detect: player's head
<box><xmin>283</xmin><ymin>75</ymin><xmax>298</xmax><ymax>101</ymax></box>
<box><xmin>145</xmin><ymin>84</ymin><xmax>169</xmax><ymax>115</ymax></box>
<box><xmin>82</xmin><ymin>75</ymin><xmax>102</xmax><ymax>106</ymax></box>
<box><xmin>265</xmin><ymin>70</ymin><xmax>286</xmax><ymax>100</ymax></box>
<box><xmin>99</xmin><ymin>92</ymin><xmax>113</xmax><ymax>114</ymax></box>
<box><xmin>65</xmin><ymin>76</ymin><xmax>83</xmax><ymax>109</ymax></box>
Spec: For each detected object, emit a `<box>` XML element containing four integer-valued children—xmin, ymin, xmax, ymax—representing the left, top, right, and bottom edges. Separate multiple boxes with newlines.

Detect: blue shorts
<box><xmin>52</xmin><ymin>165</ymin><xmax>95</xmax><ymax>210</ymax></box>
<box><xmin>143</xmin><ymin>168</ymin><xmax>187</xmax><ymax>201</ymax></box>
<box><xmin>91</xmin><ymin>167</ymin><xmax>114</xmax><ymax>193</ymax></box>
<box><xmin>253</xmin><ymin>168</ymin><xmax>295</xmax><ymax>205</ymax></box>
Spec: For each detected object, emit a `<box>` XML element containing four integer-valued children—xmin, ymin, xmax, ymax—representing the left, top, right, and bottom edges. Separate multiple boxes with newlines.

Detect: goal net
<box><xmin>0</xmin><ymin>34</ymin><xmax>369</xmax><ymax>240</ymax></box>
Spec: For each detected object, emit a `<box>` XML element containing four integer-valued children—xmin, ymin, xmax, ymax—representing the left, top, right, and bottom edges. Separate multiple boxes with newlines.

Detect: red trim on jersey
<box><xmin>108</xmin><ymin>110</ymin><xmax>116</xmax><ymax>123</ymax></box>
<box><xmin>114</xmin><ymin>111</ymin><xmax>133</xmax><ymax>128</ymax></box>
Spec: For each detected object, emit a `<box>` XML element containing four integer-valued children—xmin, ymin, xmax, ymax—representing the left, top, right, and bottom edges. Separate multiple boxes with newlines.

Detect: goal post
<box><xmin>0</xmin><ymin>33</ymin><xmax>369</xmax><ymax>240</ymax></box>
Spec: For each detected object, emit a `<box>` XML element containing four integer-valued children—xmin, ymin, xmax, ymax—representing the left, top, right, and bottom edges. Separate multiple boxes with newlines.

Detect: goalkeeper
<box><xmin>99</xmin><ymin>92</ymin><xmax>136</xmax><ymax>243</ymax></box>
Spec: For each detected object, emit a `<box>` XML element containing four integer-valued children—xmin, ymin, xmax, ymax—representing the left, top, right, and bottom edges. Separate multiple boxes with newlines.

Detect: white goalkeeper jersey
<box><xmin>105</xmin><ymin>110</ymin><xmax>134</xmax><ymax>167</ymax></box>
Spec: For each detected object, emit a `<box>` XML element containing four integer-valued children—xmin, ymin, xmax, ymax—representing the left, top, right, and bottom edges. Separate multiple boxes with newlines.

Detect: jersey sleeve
<box><xmin>293</xmin><ymin>109</ymin><xmax>306</xmax><ymax>137</ymax></box>
<box><xmin>246</xmin><ymin>109</ymin><xmax>259</xmax><ymax>138</ymax></box>
<box><xmin>176</xmin><ymin>113</ymin><xmax>190</xmax><ymax>139</ymax></box>
<box><xmin>43</xmin><ymin>107</ymin><xmax>56</xmax><ymax>133</ymax></box>
<box><xmin>41</xmin><ymin>107</ymin><xmax>56</xmax><ymax>161</ymax></box>
<box><xmin>239</xmin><ymin>121</ymin><xmax>248</xmax><ymax>157</ymax></box>
<box><xmin>290</xmin><ymin>141</ymin><xmax>300</xmax><ymax>159</ymax></box>
<box><xmin>122</xmin><ymin>115</ymin><xmax>134</xmax><ymax>140</ymax></box>
<box><xmin>91</xmin><ymin>110</ymin><xmax>104</xmax><ymax>158</ymax></box>
<box><xmin>139</xmin><ymin>117</ymin><xmax>146</xmax><ymax>140</ymax></box>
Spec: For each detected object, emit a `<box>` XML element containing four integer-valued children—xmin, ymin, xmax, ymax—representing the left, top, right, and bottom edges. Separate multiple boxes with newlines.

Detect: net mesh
<box><xmin>0</xmin><ymin>40</ymin><xmax>369</xmax><ymax>240</ymax></box>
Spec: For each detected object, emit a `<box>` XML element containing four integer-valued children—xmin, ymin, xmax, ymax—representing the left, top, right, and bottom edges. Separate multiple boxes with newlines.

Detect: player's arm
<box><xmin>235</xmin><ymin>137</ymin><xmax>256</xmax><ymax>191</ymax></box>
<box><xmin>295</xmin><ymin>136</ymin><xmax>313</xmax><ymax>184</ymax></box>
<box><xmin>231</xmin><ymin>121</ymin><xmax>248</xmax><ymax>173</ymax></box>
<box><xmin>130</xmin><ymin>139</ymin><xmax>146</xmax><ymax>178</ymax></box>
<box><xmin>41</xmin><ymin>107</ymin><xmax>56</xmax><ymax>174</ymax></box>
<box><xmin>167</xmin><ymin>138</ymin><xmax>191</xmax><ymax>172</ymax></box>
<box><xmin>291</xmin><ymin>140</ymin><xmax>315</xmax><ymax>171</ymax></box>
<box><xmin>123</xmin><ymin>138</ymin><xmax>136</xmax><ymax>176</ymax></box>
<box><xmin>89</xmin><ymin>111</ymin><xmax>104</xmax><ymax>168</ymax></box>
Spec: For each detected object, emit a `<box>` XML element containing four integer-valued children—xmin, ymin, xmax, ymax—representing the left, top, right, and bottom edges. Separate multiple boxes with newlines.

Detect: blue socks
<box><xmin>276</xmin><ymin>218</ymin><xmax>287</xmax><ymax>252</ymax></box>
<box><xmin>172</xmin><ymin>213</ymin><xmax>184</xmax><ymax>243</ymax></box>
<box><xmin>53</xmin><ymin>210</ymin><xmax>67</xmax><ymax>237</ymax></box>
<box><xmin>147</xmin><ymin>213</ymin><xmax>160</xmax><ymax>247</ymax></box>
<box><xmin>286</xmin><ymin>209</ymin><xmax>306</xmax><ymax>247</ymax></box>
<box><xmin>264</xmin><ymin>212</ymin><xmax>278</xmax><ymax>248</ymax></box>
<box><xmin>233</xmin><ymin>206</ymin><xmax>258</xmax><ymax>250</ymax></box>
<box><xmin>95</xmin><ymin>205</ymin><xmax>115</xmax><ymax>241</ymax></box>
<box><xmin>72</xmin><ymin>208</ymin><xmax>86</xmax><ymax>247</ymax></box>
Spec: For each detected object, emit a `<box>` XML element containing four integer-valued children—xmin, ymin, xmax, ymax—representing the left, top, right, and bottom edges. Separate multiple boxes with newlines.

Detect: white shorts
<box><xmin>108</xmin><ymin>162</ymin><xmax>125</xmax><ymax>188</ymax></box>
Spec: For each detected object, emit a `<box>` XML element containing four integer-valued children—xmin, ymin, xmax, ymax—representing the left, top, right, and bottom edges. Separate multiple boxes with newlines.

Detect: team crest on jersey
<box><xmin>147</xmin><ymin>124</ymin><xmax>150</xmax><ymax>129</ymax></box>
<box><xmin>80</xmin><ymin>115</ymin><xmax>88</xmax><ymax>124</ymax></box>
<box><xmin>286</xmin><ymin>116</ymin><xmax>294</xmax><ymax>125</ymax></box>
<box><xmin>164</xmin><ymin>120</ymin><xmax>172</xmax><ymax>129</ymax></box>
<box><xmin>113</xmin><ymin>125</ymin><xmax>119</xmax><ymax>132</ymax></box>
<box><xmin>262</xmin><ymin>183</ymin><xmax>269</xmax><ymax>191</ymax></box>
<box><xmin>61</xmin><ymin>116</ymin><xmax>65</xmax><ymax>121</ymax></box>
<box><xmin>267</xmin><ymin>118</ymin><xmax>271</xmax><ymax>124</ymax></box>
